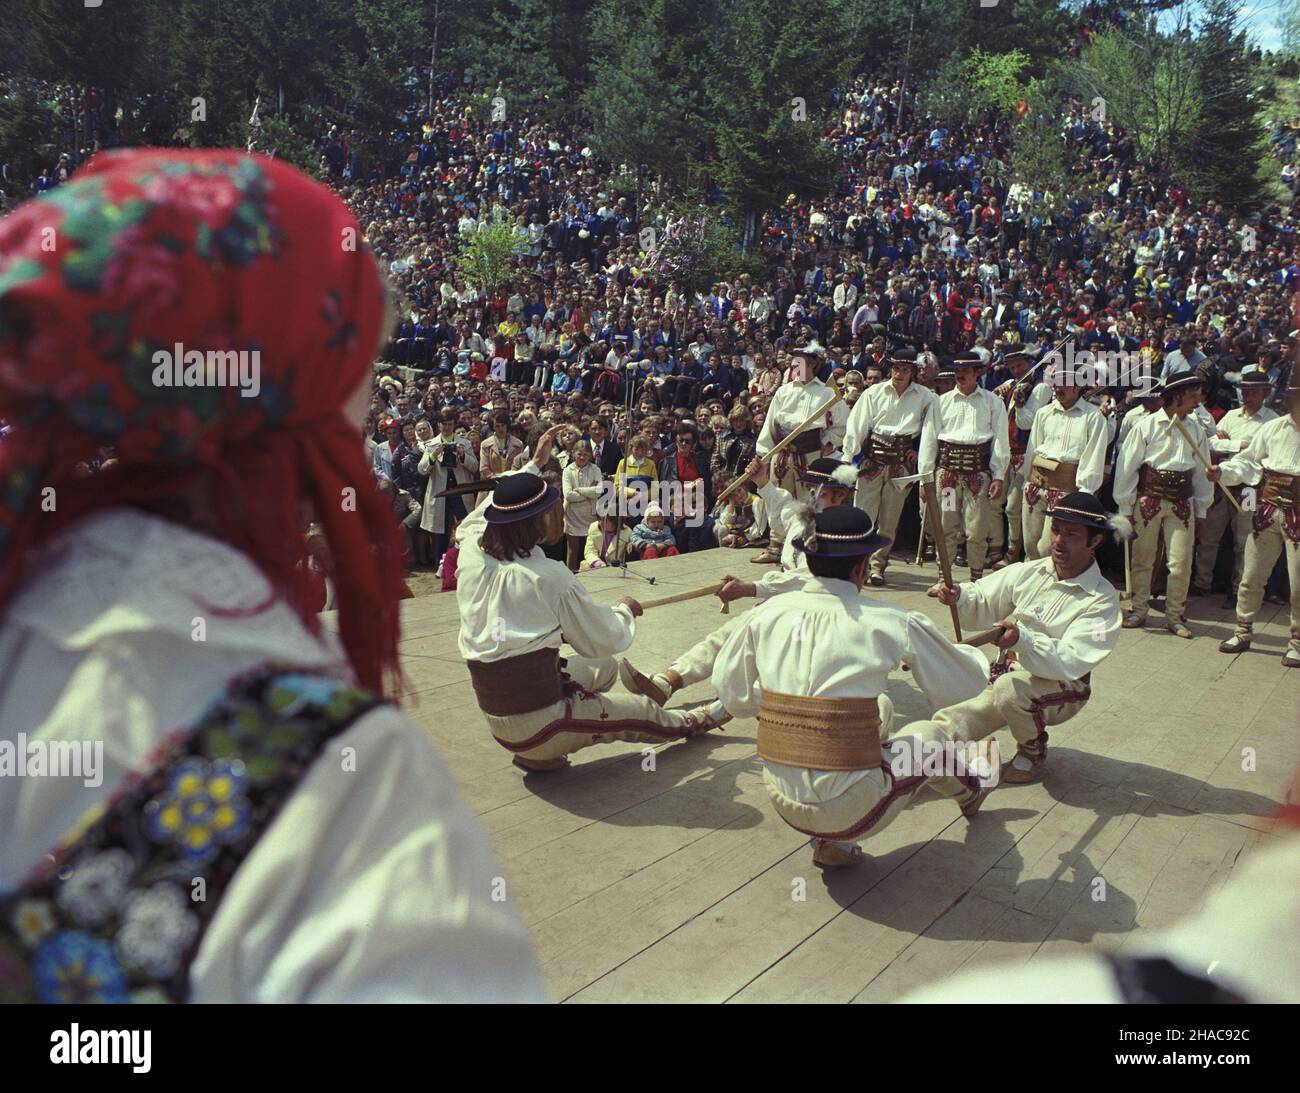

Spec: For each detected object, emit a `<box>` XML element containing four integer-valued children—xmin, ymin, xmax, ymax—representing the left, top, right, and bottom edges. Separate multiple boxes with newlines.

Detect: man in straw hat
<box><xmin>1192</xmin><ymin>364</ymin><xmax>1277</xmax><ymax>607</ymax></box>
<box><xmin>927</xmin><ymin>492</ymin><xmax>1124</xmax><ymax>785</ymax></box>
<box><xmin>619</xmin><ymin>457</ymin><xmax>855</xmax><ymax>707</ymax></box>
<box><xmin>710</xmin><ymin>506</ymin><xmax>994</xmax><ymax>868</ymax></box>
<box><xmin>1215</xmin><ymin>372</ymin><xmax>1300</xmax><ymax>667</ymax></box>
<box><xmin>751</xmin><ymin>339</ymin><xmax>847</xmax><ymax>564</ymax></box>
<box><xmin>1113</xmin><ymin>368</ymin><xmax>1213</xmax><ymax>638</ymax></box>
<box><xmin>842</xmin><ymin>351</ymin><xmax>935</xmax><ymax>586</ymax></box>
<box><xmin>919</xmin><ymin>351</ymin><xmax>1010</xmax><ymax>588</ymax></box>
<box><xmin>456</xmin><ymin>428</ymin><xmax>728</xmax><ymax>774</ymax></box>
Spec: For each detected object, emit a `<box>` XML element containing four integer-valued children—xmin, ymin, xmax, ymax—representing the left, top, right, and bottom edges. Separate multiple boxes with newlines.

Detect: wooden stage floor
<box><xmin>351</xmin><ymin>549</ymin><xmax>1298</xmax><ymax>1003</ymax></box>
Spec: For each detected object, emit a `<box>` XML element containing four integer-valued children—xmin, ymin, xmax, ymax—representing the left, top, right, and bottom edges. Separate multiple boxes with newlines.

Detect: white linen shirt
<box><xmin>1219</xmin><ymin>412</ymin><xmax>1300</xmax><ymax>487</ymax></box>
<box><xmin>455</xmin><ymin>464</ymin><xmax>636</xmax><ymax>662</ymax></box>
<box><xmin>842</xmin><ymin>380</ymin><xmax>935</xmax><ymax>462</ymax></box>
<box><xmin>1113</xmin><ymin>407</ymin><xmax>1214</xmax><ymax>519</ymax></box>
<box><xmin>752</xmin><ymin>479</ymin><xmax>812</xmax><ymax>598</ymax></box>
<box><xmin>0</xmin><ymin>509</ymin><xmax>542</xmax><ymax>1002</ymax></box>
<box><xmin>1209</xmin><ymin>405</ymin><xmax>1278</xmax><ymax>459</ymax></box>
<box><xmin>712</xmin><ymin>577</ymin><xmax>989</xmax><ymax>803</ymax></box>
<box><xmin>756</xmin><ymin>377</ymin><xmax>848</xmax><ymax>458</ymax></box>
<box><xmin>953</xmin><ymin>556</ymin><xmax>1121</xmax><ymax>682</ymax></box>
<box><xmin>1023</xmin><ymin>397</ymin><xmax>1110</xmax><ymax>493</ymax></box>
<box><xmin>918</xmin><ymin>385</ymin><xmax>1011</xmax><ymax>480</ymax></box>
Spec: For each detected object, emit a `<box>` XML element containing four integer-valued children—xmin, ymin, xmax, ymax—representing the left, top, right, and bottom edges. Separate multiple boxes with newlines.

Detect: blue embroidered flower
<box><xmin>271</xmin><ymin>673</ymin><xmax>346</xmax><ymax>707</ymax></box>
<box><xmin>143</xmin><ymin>758</ymin><xmax>251</xmax><ymax>864</ymax></box>
<box><xmin>32</xmin><ymin>931</ymin><xmax>130</xmax><ymax>1004</ymax></box>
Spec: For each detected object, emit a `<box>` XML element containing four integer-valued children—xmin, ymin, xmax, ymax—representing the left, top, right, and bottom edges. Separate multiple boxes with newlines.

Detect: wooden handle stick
<box><xmin>922</xmin><ymin>471</ymin><xmax>962</xmax><ymax>641</ymax></box>
<box><xmin>716</xmin><ymin>388</ymin><xmax>843</xmax><ymax>506</ymax></box>
<box><xmin>640</xmin><ymin>581</ymin><xmax>729</xmax><ymax>611</ymax></box>
<box><xmin>1170</xmin><ymin>415</ymin><xmax>1243</xmax><ymax>513</ymax></box>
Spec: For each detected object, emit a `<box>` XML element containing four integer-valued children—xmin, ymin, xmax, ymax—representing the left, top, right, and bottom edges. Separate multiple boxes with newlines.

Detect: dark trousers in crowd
<box><xmin>670</xmin><ymin>516</ymin><xmax>716</xmax><ymax>553</ymax></box>
<box><xmin>565</xmin><ymin>533</ymin><xmax>586</xmax><ymax>572</ymax></box>
<box><xmin>430</xmin><ymin>531</ymin><xmax>453</xmax><ymax>572</ymax></box>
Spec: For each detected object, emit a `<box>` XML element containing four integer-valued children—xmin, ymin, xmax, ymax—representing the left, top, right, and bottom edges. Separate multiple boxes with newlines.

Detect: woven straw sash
<box><xmin>1028</xmin><ymin>455</ymin><xmax>1078</xmax><ymax>492</ymax></box>
<box><xmin>756</xmin><ymin>690</ymin><xmax>882</xmax><ymax>771</ymax></box>
<box><xmin>1261</xmin><ymin>469</ymin><xmax>1300</xmax><ymax>509</ymax></box>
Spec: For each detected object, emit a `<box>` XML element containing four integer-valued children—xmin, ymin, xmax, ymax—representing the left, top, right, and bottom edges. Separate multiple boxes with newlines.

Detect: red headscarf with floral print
<box><xmin>0</xmin><ymin>149</ymin><xmax>403</xmax><ymax>693</ymax></box>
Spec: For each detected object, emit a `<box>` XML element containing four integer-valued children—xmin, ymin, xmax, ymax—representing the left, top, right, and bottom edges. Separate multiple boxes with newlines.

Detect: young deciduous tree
<box><xmin>457</xmin><ymin>217</ymin><xmax>527</xmax><ymax>297</ymax></box>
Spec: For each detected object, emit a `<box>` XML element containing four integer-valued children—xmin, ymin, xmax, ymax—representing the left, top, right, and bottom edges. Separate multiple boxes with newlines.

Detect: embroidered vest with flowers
<box><xmin>0</xmin><ymin>669</ymin><xmax>386</xmax><ymax>1003</ymax></box>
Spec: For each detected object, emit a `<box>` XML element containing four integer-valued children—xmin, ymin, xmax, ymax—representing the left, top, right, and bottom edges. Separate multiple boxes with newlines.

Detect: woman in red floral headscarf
<box><xmin>0</xmin><ymin>150</ymin><xmax>540</xmax><ymax>1003</ymax></box>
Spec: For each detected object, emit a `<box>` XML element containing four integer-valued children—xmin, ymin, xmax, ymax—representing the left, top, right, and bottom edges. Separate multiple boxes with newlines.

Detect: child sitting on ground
<box><xmin>713</xmin><ymin>478</ymin><xmax>758</xmax><ymax>548</ymax></box>
<box><xmin>630</xmin><ymin>504</ymin><xmax>679</xmax><ymax>560</ymax></box>
<box><xmin>584</xmin><ymin>511</ymin><xmax>632</xmax><ymax>569</ymax></box>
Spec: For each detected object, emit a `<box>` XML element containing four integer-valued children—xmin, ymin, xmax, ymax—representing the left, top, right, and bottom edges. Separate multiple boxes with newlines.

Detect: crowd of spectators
<box><xmin>8</xmin><ymin>30</ymin><xmax>1300</xmax><ymax>601</ymax></box>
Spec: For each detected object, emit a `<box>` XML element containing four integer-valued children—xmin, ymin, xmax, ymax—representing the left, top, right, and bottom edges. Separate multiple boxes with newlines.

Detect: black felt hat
<box><xmin>1045</xmin><ymin>491</ymin><xmax>1112</xmax><ymax>533</ymax></box>
<box><xmin>793</xmin><ymin>504</ymin><xmax>891</xmax><ymax>557</ymax></box>
<box><xmin>1236</xmin><ymin>365</ymin><xmax>1272</xmax><ymax>388</ymax></box>
<box><xmin>1161</xmin><ymin>368</ymin><xmax>1204</xmax><ymax>396</ymax></box>
<box><xmin>800</xmin><ymin>457</ymin><xmax>858</xmax><ymax>489</ymax></box>
<box><xmin>484</xmin><ymin>472</ymin><xmax>562</xmax><ymax>524</ymax></box>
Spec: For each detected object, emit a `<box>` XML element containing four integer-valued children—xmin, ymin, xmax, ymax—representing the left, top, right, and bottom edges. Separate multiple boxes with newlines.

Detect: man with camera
<box><xmin>419</xmin><ymin>408</ymin><xmax>479</xmax><ymax>571</ymax></box>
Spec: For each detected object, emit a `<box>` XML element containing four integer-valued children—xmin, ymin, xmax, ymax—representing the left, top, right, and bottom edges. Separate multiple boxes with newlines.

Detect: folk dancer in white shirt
<box><xmin>456</xmin><ymin>427</ymin><xmax>727</xmax><ymax>773</ymax></box>
<box><xmin>1020</xmin><ymin>369</ymin><xmax>1110</xmax><ymax>559</ymax></box>
<box><xmin>1113</xmin><ymin>369</ymin><xmax>1214</xmax><ymax>638</ymax></box>
<box><xmin>711</xmin><ymin>506</ymin><xmax>994</xmax><ymax>868</ymax></box>
<box><xmin>919</xmin><ymin>352</ymin><xmax>1011</xmax><ymax>586</ymax></box>
<box><xmin>990</xmin><ymin>348</ymin><xmax>1048</xmax><ymax>566</ymax></box>
<box><xmin>924</xmin><ymin>492</ymin><xmax>1123</xmax><ymax>784</ymax></box>
<box><xmin>752</xmin><ymin>341</ymin><xmax>848</xmax><ymax>564</ymax></box>
<box><xmin>843</xmin><ymin>353</ymin><xmax>936</xmax><ymax>585</ymax></box>
<box><xmin>618</xmin><ymin>457</ymin><xmax>853</xmax><ymax>706</ymax></box>
<box><xmin>1193</xmin><ymin>365</ymin><xmax>1278</xmax><ymax>606</ymax></box>
<box><xmin>1216</xmin><ymin>375</ymin><xmax>1300</xmax><ymax>667</ymax></box>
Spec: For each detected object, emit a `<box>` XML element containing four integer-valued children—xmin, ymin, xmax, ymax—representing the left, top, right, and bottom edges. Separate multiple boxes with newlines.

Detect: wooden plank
<box><xmin>386</xmin><ymin>546</ymin><xmax>1293</xmax><ymax>1003</ymax></box>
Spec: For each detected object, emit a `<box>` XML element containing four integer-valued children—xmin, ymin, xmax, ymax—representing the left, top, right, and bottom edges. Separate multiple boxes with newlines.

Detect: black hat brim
<box><xmin>1044</xmin><ymin>505</ymin><xmax>1109</xmax><ymax>532</ymax></box>
<box><xmin>484</xmin><ymin>483</ymin><xmax>563</xmax><ymax>524</ymax></box>
<box><xmin>793</xmin><ymin>531</ymin><xmax>892</xmax><ymax>558</ymax></box>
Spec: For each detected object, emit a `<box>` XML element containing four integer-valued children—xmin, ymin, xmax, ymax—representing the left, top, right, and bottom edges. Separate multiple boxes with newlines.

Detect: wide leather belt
<box><xmin>1261</xmin><ymin>469</ymin><xmax>1300</xmax><ymax>509</ymax></box>
<box><xmin>938</xmin><ymin>439</ymin><xmax>993</xmax><ymax>474</ymax></box>
<box><xmin>1138</xmin><ymin>464</ymin><xmax>1194</xmax><ymax>502</ymax></box>
<box><xmin>774</xmin><ymin>422</ymin><xmax>823</xmax><ymax>455</ymax></box>
<box><xmin>466</xmin><ymin>647</ymin><xmax>565</xmax><ymax>716</ymax></box>
<box><xmin>1028</xmin><ymin>455</ymin><xmax>1078</xmax><ymax>492</ymax></box>
<box><xmin>757</xmin><ymin>690</ymin><xmax>881</xmax><ymax>771</ymax></box>
<box><xmin>867</xmin><ymin>432</ymin><xmax>917</xmax><ymax>465</ymax></box>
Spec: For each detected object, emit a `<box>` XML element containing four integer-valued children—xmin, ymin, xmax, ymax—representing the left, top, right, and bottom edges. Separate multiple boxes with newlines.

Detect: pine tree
<box><xmin>582</xmin><ymin>0</ymin><xmax>695</xmax><ymax>205</ymax></box>
<box><xmin>1188</xmin><ymin>0</ymin><xmax>1270</xmax><ymax>211</ymax></box>
<box><xmin>700</xmin><ymin>0</ymin><xmax>846</xmax><ymax>247</ymax></box>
